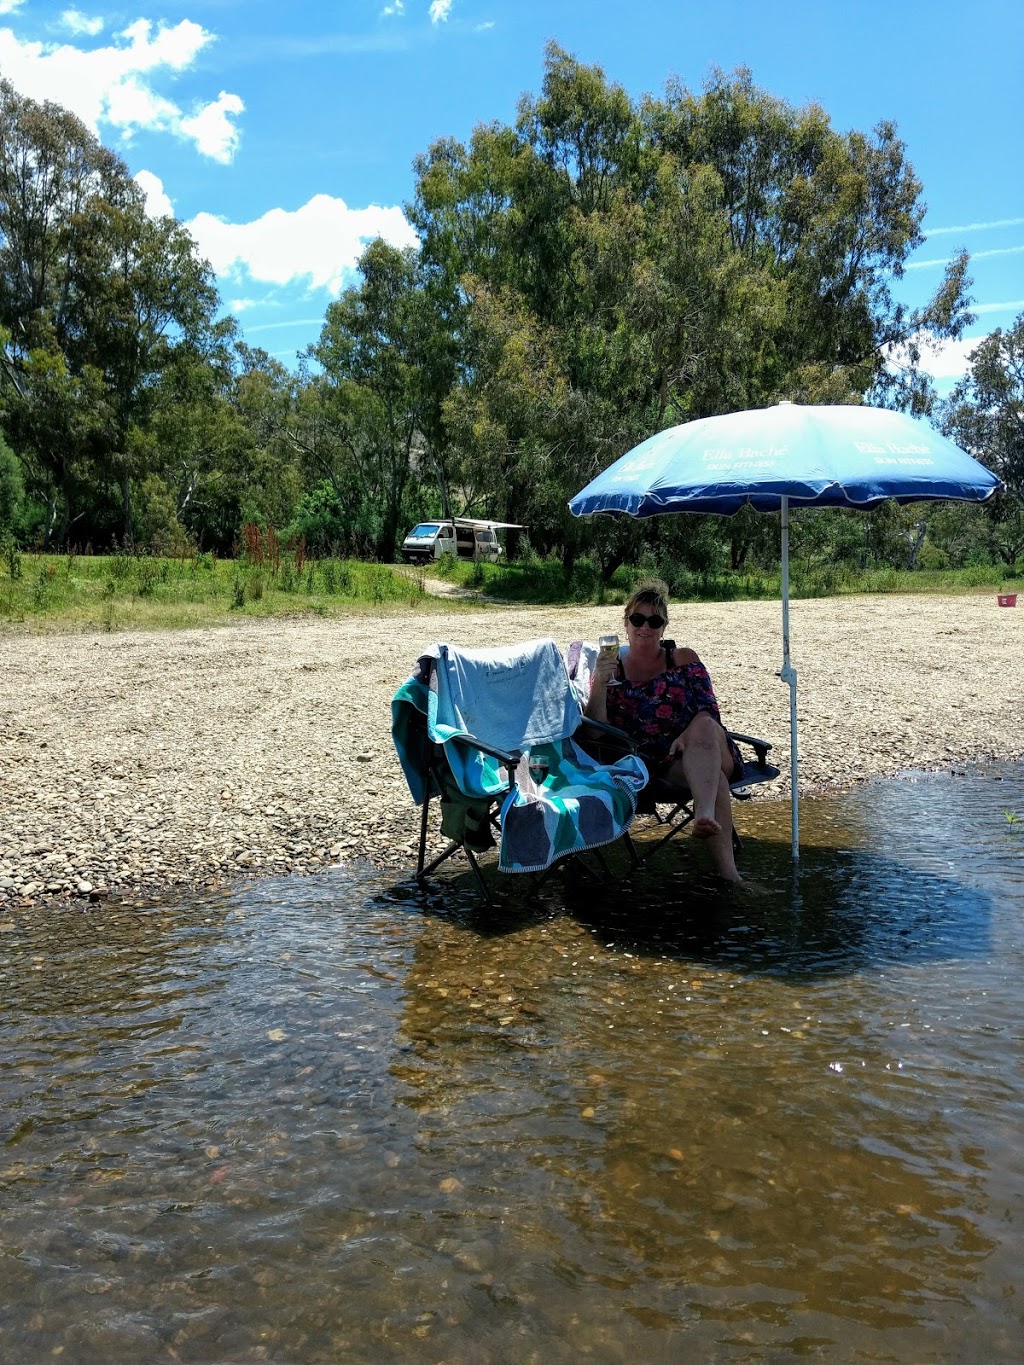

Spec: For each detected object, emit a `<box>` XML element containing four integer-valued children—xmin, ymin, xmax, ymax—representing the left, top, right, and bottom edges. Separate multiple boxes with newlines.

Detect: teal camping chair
<box><xmin>391</xmin><ymin>637</ymin><xmax>648</xmax><ymax>900</ymax></box>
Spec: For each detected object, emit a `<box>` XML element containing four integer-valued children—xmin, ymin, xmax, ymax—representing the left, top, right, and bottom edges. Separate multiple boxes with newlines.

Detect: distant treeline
<box><xmin>1</xmin><ymin>48</ymin><xmax>1021</xmax><ymax>578</ymax></box>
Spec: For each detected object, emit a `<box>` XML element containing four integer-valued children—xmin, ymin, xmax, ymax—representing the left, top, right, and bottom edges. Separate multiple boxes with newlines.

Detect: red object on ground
<box><xmin>997</xmin><ymin>594</ymin><xmax>1017</xmax><ymax>606</ymax></box>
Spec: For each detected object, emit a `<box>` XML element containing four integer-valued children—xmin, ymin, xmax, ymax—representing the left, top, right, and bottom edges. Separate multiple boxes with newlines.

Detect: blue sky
<box><xmin>2</xmin><ymin>0</ymin><xmax>1022</xmax><ymax>390</ymax></box>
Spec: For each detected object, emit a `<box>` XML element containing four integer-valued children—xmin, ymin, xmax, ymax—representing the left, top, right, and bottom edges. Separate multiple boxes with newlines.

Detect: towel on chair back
<box><xmin>434</xmin><ymin>637</ymin><xmax>581</xmax><ymax>751</ymax></box>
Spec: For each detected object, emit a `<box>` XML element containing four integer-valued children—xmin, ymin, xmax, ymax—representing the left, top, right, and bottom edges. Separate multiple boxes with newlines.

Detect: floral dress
<box><xmin>604</xmin><ymin>650</ymin><xmax>743</xmax><ymax>781</ymax></box>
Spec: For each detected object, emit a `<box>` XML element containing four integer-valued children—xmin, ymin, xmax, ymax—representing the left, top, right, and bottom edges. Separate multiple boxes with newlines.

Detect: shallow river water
<box><xmin>2</xmin><ymin>763</ymin><xmax>1023</xmax><ymax>1364</ymax></box>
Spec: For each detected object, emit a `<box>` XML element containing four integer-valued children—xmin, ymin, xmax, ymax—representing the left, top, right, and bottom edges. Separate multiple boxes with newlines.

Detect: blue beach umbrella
<box><xmin>568</xmin><ymin>402</ymin><xmax>1003</xmax><ymax>858</ymax></box>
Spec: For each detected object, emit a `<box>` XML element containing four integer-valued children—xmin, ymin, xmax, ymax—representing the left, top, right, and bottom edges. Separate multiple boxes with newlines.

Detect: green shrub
<box><xmin>0</xmin><ymin>437</ymin><xmax>24</xmax><ymax>536</ymax></box>
<box><xmin>136</xmin><ymin>559</ymin><xmax>160</xmax><ymax>597</ymax></box>
<box><xmin>109</xmin><ymin>550</ymin><xmax>132</xmax><ymax>581</ymax></box>
<box><xmin>2</xmin><ymin>533</ymin><xmax>22</xmax><ymax>580</ymax></box>
<box><xmin>567</xmin><ymin>557</ymin><xmax>600</xmax><ymax>603</ymax></box>
<box><xmin>916</xmin><ymin>541</ymin><xmax>950</xmax><ymax>571</ymax></box>
<box><xmin>32</xmin><ymin>561</ymin><xmax>59</xmax><ymax>608</ymax></box>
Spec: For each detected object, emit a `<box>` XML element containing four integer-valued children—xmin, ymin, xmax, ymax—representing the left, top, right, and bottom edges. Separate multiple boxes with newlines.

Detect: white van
<box><xmin>400</xmin><ymin>518</ymin><xmax>521</xmax><ymax>565</ymax></box>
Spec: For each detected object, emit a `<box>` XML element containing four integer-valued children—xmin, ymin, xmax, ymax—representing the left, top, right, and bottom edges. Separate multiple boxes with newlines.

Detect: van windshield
<box><xmin>407</xmin><ymin>524</ymin><xmax>441</xmax><ymax>538</ymax></box>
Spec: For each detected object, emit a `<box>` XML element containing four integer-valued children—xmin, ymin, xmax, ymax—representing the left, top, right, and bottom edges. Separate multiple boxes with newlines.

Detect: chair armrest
<box><xmin>727</xmin><ymin>731</ymin><xmax>773</xmax><ymax>770</ymax></box>
<box><xmin>574</xmin><ymin>715</ymin><xmax>639</xmax><ymax>764</ymax></box>
<box><xmin>448</xmin><ymin>733</ymin><xmax>522</xmax><ymax>786</ymax></box>
<box><xmin>451</xmin><ymin>733</ymin><xmax>520</xmax><ymax>765</ymax></box>
<box><xmin>577</xmin><ymin>716</ymin><xmax>638</xmax><ymax>749</ymax></box>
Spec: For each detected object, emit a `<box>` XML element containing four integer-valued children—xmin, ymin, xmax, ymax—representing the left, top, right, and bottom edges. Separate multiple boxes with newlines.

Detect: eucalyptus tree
<box><xmin>302</xmin><ymin>240</ymin><xmax>449</xmax><ymax>560</ymax></box>
<box><xmin>69</xmin><ymin>191</ymin><xmax>221</xmax><ymax>542</ymax></box>
<box><xmin>0</xmin><ymin>425</ymin><xmax>24</xmax><ymax>535</ymax></box>
<box><xmin>409</xmin><ymin>46</ymin><xmax>974</xmax><ymax>571</ymax></box>
<box><xmin>940</xmin><ymin>316</ymin><xmax>1024</xmax><ymax>565</ymax></box>
<box><xmin>0</xmin><ymin>79</ymin><xmax>222</xmax><ymax>546</ymax></box>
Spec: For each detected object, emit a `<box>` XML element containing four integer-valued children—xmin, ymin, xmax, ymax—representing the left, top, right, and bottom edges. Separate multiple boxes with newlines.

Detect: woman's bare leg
<box><xmin>668</xmin><ymin>713</ymin><xmax>740</xmax><ymax>881</ymax></box>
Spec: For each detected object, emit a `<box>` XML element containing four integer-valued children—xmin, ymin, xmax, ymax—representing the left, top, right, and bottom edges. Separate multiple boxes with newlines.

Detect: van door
<box><xmin>434</xmin><ymin>524</ymin><xmax>455</xmax><ymax>558</ymax></box>
<box><xmin>455</xmin><ymin>525</ymin><xmax>475</xmax><ymax>560</ymax></box>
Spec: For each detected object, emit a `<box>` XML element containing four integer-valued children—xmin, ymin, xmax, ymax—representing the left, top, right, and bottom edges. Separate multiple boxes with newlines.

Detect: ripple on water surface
<box><xmin>1</xmin><ymin>762</ymin><xmax>1022</xmax><ymax>1362</ymax></box>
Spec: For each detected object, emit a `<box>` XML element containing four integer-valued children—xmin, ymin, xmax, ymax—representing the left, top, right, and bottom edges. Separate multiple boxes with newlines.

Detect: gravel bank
<box><xmin>1</xmin><ymin>594</ymin><xmax>1021</xmax><ymax>910</ymax></box>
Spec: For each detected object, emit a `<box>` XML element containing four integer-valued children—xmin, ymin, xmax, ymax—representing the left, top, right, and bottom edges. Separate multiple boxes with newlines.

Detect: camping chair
<box><xmin>391</xmin><ymin>638</ymin><xmax>648</xmax><ymax>901</ymax></box>
<box><xmin>566</xmin><ymin>640</ymin><xmax>780</xmax><ymax>869</ymax></box>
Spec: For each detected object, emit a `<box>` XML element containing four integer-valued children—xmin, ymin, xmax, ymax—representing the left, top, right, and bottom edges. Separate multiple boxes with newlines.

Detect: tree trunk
<box><xmin>121</xmin><ymin>475</ymin><xmax>135</xmax><ymax>548</ymax></box>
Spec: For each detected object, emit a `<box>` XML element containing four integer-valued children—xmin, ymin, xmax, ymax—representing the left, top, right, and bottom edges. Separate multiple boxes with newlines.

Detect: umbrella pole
<box><xmin>779</xmin><ymin>496</ymin><xmax>799</xmax><ymax>859</ymax></box>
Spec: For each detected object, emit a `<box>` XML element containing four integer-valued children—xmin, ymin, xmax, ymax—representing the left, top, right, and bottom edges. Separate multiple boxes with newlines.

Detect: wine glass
<box><xmin>598</xmin><ymin>632</ymin><xmax>620</xmax><ymax>685</ymax></box>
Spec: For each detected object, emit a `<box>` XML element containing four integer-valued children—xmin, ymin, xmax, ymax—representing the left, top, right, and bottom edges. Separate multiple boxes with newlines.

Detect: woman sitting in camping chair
<box><xmin>584</xmin><ymin>579</ymin><xmax>744</xmax><ymax>883</ymax></box>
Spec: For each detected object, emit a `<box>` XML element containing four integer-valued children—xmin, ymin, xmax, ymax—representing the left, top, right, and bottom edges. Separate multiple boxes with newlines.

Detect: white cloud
<box><xmin>0</xmin><ymin>19</ymin><xmax>244</xmax><ymax>162</ymax></box>
<box><xmin>926</xmin><ymin>217</ymin><xmax>1024</xmax><ymax>237</ymax></box>
<box><xmin>243</xmin><ymin>317</ymin><xmax>327</xmax><ymax>333</ymax></box>
<box><xmin>429</xmin><ymin>0</ymin><xmax>453</xmax><ymax>23</ymax></box>
<box><xmin>887</xmin><ymin>329</ymin><xmax>988</xmax><ymax>382</ymax></box>
<box><xmin>134</xmin><ymin>168</ymin><xmax>173</xmax><ymax>217</ymax></box>
<box><xmin>61</xmin><ymin>9</ymin><xmax>104</xmax><ymax>37</ymax></box>
<box><xmin>0</xmin><ymin>0</ymin><xmax>25</xmax><ymax>14</ymax></box>
<box><xmin>380</xmin><ymin>0</ymin><xmax>405</xmax><ymax>15</ymax></box>
<box><xmin>179</xmin><ymin>91</ymin><xmax>244</xmax><ymax>163</ymax></box>
<box><xmin>187</xmin><ymin>194</ymin><xmax>419</xmax><ymax>294</ymax></box>
<box><xmin>972</xmin><ymin>299</ymin><xmax>1024</xmax><ymax>316</ymax></box>
<box><xmin>908</xmin><ymin>243</ymin><xmax>1024</xmax><ymax>271</ymax></box>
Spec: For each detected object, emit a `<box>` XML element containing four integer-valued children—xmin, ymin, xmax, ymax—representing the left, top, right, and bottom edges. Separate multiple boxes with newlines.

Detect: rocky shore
<box><xmin>1</xmin><ymin>593</ymin><xmax>1021</xmax><ymax>911</ymax></box>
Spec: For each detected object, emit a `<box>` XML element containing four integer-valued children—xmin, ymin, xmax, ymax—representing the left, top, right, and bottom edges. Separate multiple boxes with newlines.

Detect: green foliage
<box><xmin>0</xmin><ymin>433</ymin><xmax>25</xmax><ymax>534</ymax></box>
<box><xmin>1</xmin><ymin>532</ymin><xmax>21</xmax><ymax>581</ymax></box>
<box><xmin>940</xmin><ymin>316</ymin><xmax>1024</xmax><ymax>569</ymax></box>
<box><xmin>0</xmin><ymin>59</ymin><xmax>994</xmax><ymax>583</ymax></box>
<box><xmin>284</xmin><ymin>481</ymin><xmax>350</xmax><ymax>556</ymax></box>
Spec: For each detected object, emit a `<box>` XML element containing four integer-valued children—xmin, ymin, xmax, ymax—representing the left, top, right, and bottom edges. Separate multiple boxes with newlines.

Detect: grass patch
<box><xmin>426</xmin><ymin>554</ymin><xmax>1023</xmax><ymax>605</ymax></box>
<box><xmin>0</xmin><ymin>551</ymin><xmax>456</xmax><ymax>634</ymax></box>
<box><xmin>1</xmin><ymin>550</ymin><xmax>1021</xmax><ymax>634</ymax></box>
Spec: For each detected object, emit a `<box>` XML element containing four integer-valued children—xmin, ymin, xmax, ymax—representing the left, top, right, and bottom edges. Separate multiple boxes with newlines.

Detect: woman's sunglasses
<box><xmin>627</xmin><ymin>611</ymin><xmax>666</xmax><ymax>629</ymax></box>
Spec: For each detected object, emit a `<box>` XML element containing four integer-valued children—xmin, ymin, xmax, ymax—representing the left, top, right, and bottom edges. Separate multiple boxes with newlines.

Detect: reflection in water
<box><xmin>1</xmin><ymin>764</ymin><xmax>1022</xmax><ymax>1363</ymax></box>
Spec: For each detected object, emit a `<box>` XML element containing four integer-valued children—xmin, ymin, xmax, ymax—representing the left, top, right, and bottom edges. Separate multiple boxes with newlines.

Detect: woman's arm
<box><xmin>583</xmin><ymin>650</ymin><xmax>618</xmax><ymax>723</ymax></box>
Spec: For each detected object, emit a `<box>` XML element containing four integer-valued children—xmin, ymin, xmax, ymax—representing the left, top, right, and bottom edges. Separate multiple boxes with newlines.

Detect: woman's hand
<box><xmin>591</xmin><ymin>650</ymin><xmax>618</xmax><ymax>690</ymax></box>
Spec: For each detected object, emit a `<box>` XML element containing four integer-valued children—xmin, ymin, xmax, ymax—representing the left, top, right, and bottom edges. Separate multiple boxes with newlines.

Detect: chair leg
<box><xmin>463</xmin><ymin>847</ymin><xmax>494</xmax><ymax>903</ymax></box>
<box><xmin>633</xmin><ymin>807</ymin><xmax>695</xmax><ymax>865</ymax></box>
<box><xmin>416</xmin><ymin>790</ymin><xmax>432</xmax><ymax>876</ymax></box>
<box><xmin>419</xmin><ymin>839</ymin><xmax>461</xmax><ymax>879</ymax></box>
<box><xmin>624</xmin><ymin>832</ymin><xmax>642</xmax><ymax>868</ymax></box>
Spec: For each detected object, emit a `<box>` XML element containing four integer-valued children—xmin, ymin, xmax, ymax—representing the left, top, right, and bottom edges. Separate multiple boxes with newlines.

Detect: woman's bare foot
<box><xmin>693</xmin><ymin>811</ymin><xmax>722</xmax><ymax>839</ymax></box>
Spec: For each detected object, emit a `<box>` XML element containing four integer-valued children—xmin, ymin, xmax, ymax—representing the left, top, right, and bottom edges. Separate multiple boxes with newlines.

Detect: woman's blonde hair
<box><xmin>623</xmin><ymin>578</ymin><xmax>669</xmax><ymax>623</ymax></box>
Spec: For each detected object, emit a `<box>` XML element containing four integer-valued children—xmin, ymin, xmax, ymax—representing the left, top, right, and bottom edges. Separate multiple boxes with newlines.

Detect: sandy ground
<box><xmin>1</xmin><ymin>593</ymin><xmax>1021</xmax><ymax>909</ymax></box>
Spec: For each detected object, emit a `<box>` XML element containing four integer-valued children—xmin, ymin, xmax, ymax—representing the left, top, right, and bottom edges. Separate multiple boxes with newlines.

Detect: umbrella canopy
<box><xmin>569</xmin><ymin>402</ymin><xmax>1002</xmax><ymax>517</ymax></box>
<box><xmin>569</xmin><ymin>402</ymin><xmax>1003</xmax><ymax>860</ymax></box>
